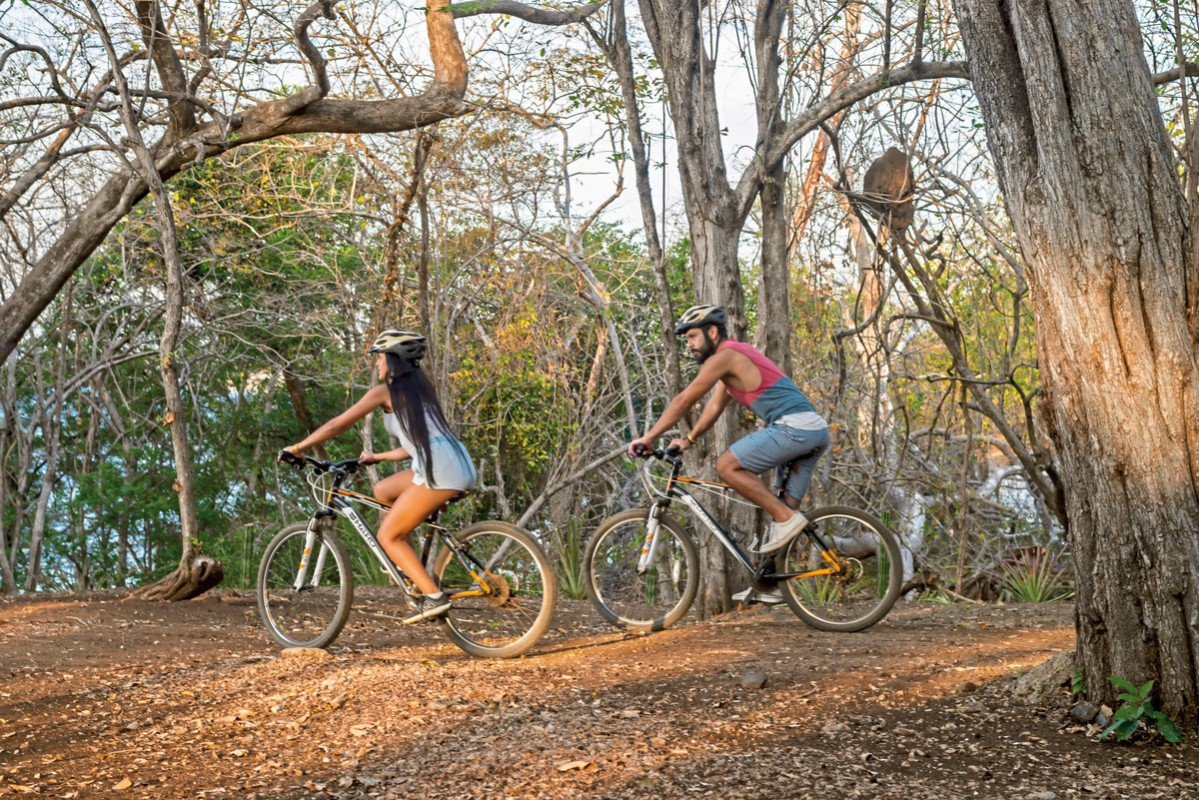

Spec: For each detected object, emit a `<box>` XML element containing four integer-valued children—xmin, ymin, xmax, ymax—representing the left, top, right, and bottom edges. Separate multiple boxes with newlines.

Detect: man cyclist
<box><xmin>628</xmin><ymin>304</ymin><xmax>830</xmax><ymax>574</ymax></box>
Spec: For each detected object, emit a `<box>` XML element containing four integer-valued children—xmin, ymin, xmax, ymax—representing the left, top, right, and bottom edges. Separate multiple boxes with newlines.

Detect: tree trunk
<box><xmin>955</xmin><ymin>0</ymin><xmax>1199</xmax><ymax>725</ymax></box>
<box><xmin>752</xmin><ymin>0</ymin><xmax>791</xmax><ymax>371</ymax></box>
<box><xmin>689</xmin><ymin>217</ymin><xmax>751</xmax><ymax>615</ymax></box>
<box><xmin>590</xmin><ymin>0</ymin><xmax>681</xmax><ymax>398</ymax></box>
<box><xmin>82</xmin><ymin>0</ymin><xmax>223</xmax><ymax>601</ymax></box>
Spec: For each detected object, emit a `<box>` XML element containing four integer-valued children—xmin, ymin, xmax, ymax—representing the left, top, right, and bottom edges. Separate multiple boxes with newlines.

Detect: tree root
<box><xmin>130</xmin><ymin>554</ymin><xmax>225</xmax><ymax>601</ymax></box>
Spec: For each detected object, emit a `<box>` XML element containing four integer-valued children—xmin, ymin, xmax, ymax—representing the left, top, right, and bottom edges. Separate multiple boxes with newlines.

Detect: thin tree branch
<box><xmin>450</xmin><ymin>0</ymin><xmax>608</xmax><ymax>24</ymax></box>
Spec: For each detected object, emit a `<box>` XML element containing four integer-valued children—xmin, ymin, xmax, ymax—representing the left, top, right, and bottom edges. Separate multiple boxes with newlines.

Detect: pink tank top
<box><xmin>717</xmin><ymin>340</ymin><xmax>814</xmax><ymax>424</ymax></box>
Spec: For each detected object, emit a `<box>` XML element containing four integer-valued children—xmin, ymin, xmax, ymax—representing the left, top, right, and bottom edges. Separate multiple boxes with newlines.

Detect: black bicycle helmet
<box><xmin>674</xmin><ymin>304</ymin><xmax>727</xmax><ymax>335</ymax></box>
<box><xmin>368</xmin><ymin>329</ymin><xmax>427</xmax><ymax>361</ymax></box>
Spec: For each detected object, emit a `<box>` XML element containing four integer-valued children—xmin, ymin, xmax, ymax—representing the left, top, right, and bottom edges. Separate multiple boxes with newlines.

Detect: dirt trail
<box><xmin>1</xmin><ymin>591</ymin><xmax>1195</xmax><ymax>799</ymax></box>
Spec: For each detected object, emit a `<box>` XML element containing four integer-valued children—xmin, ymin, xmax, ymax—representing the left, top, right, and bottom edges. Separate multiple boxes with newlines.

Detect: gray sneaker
<box><xmin>732</xmin><ymin>586</ymin><xmax>785</xmax><ymax>605</ymax></box>
<box><xmin>402</xmin><ymin>592</ymin><xmax>452</xmax><ymax>625</ymax></box>
<box><xmin>754</xmin><ymin>511</ymin><xmax>809</xmax><ymax>554</ymax></box>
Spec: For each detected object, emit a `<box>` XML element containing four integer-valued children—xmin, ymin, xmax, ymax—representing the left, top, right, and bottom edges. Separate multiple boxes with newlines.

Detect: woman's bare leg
<box><xmin>373</xmin><ymin>469</ymin><xmax>414</xmax><ymax>505</ymax></box>
<box><xmin>377</xmin><ymin>483</ymin><xmax>461</xmax><ymax>595</ymax></box>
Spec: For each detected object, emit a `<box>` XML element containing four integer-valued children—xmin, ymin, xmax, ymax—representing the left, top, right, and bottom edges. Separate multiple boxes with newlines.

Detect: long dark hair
<box><xmin>384</xmin><ymin>353</ymin><xmax>463</xmax><ymax>486</ymax></box>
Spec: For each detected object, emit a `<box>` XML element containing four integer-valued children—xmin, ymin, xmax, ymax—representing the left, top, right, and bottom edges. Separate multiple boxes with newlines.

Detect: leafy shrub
<box><xmin>999</xmin><ymin>546</ymin><xmax>1072</xmax><ymax>602</ymax></box>
<box><xmin>1100</xmin><ymin>677</ymin><xmax>1183</xmax><ymax>743</ymax></box>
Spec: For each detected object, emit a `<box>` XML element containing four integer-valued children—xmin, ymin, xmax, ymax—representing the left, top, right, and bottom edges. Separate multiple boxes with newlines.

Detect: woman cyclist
<box><xmin>281</xmin><ymin>330</ymin><xmax>477</xmax><ymax>624</ymax></box>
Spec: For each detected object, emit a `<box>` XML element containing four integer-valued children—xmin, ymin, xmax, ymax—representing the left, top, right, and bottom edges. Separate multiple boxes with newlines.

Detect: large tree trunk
<box><xmin>84</xmin><ymin>0</ymin><xmax>223</xmax><ymax>601</ymax></box>
<box><xmin>638</xmin><ymin>0</ymin><xmax>752</xmax><ymax>615</ymax></box>
<box><xmin>590</xmin><ymin>0</ymin><xmax>681</xmax><ymax>399</ymax></box>
<box><xmin>955</xmin><ymin>0</ymin><xmax>1199</xmax><ymax>725</ymax></box>
<box><xmin>688</xmin><ymin>217</ymin><xmax>752</xmax><ymax>615</ymax></box>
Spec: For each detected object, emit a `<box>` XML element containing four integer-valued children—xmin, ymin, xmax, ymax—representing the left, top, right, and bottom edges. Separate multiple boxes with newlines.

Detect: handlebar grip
<box><xmin>631</xmin><ymin>442</ymin><xmax>651</xmax><ymax>458</ymax></box>
<box><xmin>279</xmin><ymin>449</ymin><xmax>305</xmax><ymax>468</ymax></box>
<box><xmin>664</xmin><ymin>444</ymin><xmax>682</xmax><ymax>458</ymax></box>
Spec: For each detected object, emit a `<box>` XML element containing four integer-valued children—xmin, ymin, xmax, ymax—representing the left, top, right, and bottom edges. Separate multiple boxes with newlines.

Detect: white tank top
<box><xmin>381</xmin><ymin>410</ymin><xmax>475</xmax><ymax>491</ymax></box>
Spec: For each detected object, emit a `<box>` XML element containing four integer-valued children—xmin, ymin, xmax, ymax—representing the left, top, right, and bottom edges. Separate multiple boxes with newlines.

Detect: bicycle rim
<box><xmin>257</xmin><ymin>522</ymin><xmax>353</xmax><ymax>648</ymax></box>
<box><xmin>434</xmin><ymin>523</ymin><xmax>556</xmax><ymax>658</ymax></box>
<box><xmin>585</xmin><ymin>509</ymin><xmax>698</xmax><ymax>632</ymax></box>
<box><xmin>779</xmin><ymin>506</ymin><xmax>902</xmax><ymax>632</ymax></box>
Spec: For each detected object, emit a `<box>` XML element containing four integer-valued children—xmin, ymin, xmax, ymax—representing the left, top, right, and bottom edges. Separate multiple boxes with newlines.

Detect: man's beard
<box><xmin>690</xmin><ymin>338</ymin><xmax>717</xmax><ymax>364</ymax></box>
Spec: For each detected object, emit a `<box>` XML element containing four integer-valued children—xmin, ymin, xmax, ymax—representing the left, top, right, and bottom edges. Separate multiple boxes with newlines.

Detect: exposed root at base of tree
<box><xmin>1008</xmin><ymin>650</ymin><xmax>1075</xmax><ymax>705</ymax></box>
<box><xmin>129</xmin><ymin>554</ymin><xmax>224</xmax><ymax>601</ymax></box>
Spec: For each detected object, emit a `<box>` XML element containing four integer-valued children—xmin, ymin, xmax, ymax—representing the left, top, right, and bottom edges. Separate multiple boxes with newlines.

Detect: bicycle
<box><xmin>583</xmin><ymin>445</ymin><xmax>902</xmax><ymax>633</ymax></box>
<box><xmin>257</xmin><ymin>451</ymin><xmax>557</xmax><ymax>658</ymax></box>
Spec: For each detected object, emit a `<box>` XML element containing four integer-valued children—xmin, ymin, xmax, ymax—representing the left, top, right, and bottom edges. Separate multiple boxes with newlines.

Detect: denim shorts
<box><xmin>412</xmin><ymin>436</ymin><xmax>478</xmax><ymax>492</ymax></box>
<box><xmin>728</xmin><ymin>424</ymin><xmax>830</xmax><ymax>503</ymax></box>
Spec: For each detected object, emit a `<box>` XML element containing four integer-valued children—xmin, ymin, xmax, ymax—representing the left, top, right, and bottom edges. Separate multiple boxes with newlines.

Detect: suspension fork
<box><xmin>293</xmin><ymin>517</ymin><xmax>326</xmax><ymax>589</ymax></box>
<box><xmin>637</xmin><ymin>501</ymin><xmax>670</xmax><ymax>573</ymax></box>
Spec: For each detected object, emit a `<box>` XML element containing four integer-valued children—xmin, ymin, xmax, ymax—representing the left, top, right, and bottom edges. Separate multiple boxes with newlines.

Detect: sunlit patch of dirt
<box><xmin>1</xmin><ymin>593</ymin><xmax>1195</xmax><ymax>799</ymax></box>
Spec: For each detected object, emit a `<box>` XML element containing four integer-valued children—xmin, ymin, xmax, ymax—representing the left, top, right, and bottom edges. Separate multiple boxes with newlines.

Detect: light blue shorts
<box><xmin>413</xmin><ymin>436</ymin><xmax>478</xmax><ymax>492</ymax></box>
<box><xmin>728</xmin><ymin>424</ymin><xmax>830</xmax><ymax>503</ymax></box>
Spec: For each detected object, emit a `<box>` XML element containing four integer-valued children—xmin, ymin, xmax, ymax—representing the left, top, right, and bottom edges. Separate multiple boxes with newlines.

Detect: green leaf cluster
<box><xmin>1100</xmin><ymin>677</ymin><xmax>1183</xmax><ymax>743</ymax></box>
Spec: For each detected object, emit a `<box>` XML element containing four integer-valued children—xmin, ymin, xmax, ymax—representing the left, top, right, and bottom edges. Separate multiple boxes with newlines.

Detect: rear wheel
<box><xmin>778</xmin><ymin>505</ymin><xmax>902</xmax><ymax>632</ymax></box>
<box><xmin>257</xmin><ymin>521</ymin><xmax>353</xmax><ymax>648</ymax></box>
<box><xmin>583</xmin><ymin>508</ymin><xmax>699</xmax><ymax>632</ymax></box>
<box><xmin>432</xmin><ymin>522</ymin><xmax>557</xmax><ymax>658</ymax></box>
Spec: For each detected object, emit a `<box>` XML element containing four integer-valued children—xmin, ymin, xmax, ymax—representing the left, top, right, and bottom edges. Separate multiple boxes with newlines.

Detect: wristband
<box><xmin>686</xmin><ymin>433</ymin><xmax>695</xmax><ymax>444</ymax></box>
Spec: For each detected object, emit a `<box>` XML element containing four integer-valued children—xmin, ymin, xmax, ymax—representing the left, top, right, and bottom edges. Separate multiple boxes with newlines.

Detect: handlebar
<box><xmin>630</xmin><ymin>443</ymin><xmax>683</xmax><ymax>462</ymax></box>
<box><xmin>278</xmin><ymin>450</ymin><xmax>361</xmax><ymax>476</ymax></box>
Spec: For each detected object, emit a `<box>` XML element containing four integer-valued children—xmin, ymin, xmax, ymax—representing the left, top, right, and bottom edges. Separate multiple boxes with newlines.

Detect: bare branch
<box><xmin>280</xmin><ymin>0</ymin><xmax>340</xmax><ymax>115</ymax></box>
<box><xmin>135</xmin><ymin>1</ymin><xmax>195</xmax><ymax>132</ymax></box>
<box><xmin>1153</xmin><ymin>61</ymin><xmax>1199</xmax><ymax>85</ymax></box>
<box><xmin>744</xmin><ymin>60</ymin><xmax>971</xmax><ymax>213</ymax></box>
<box><xmin>450</xmin><ymin>0</ymin><xmax>608</xmax><ymax>24</ymax></box>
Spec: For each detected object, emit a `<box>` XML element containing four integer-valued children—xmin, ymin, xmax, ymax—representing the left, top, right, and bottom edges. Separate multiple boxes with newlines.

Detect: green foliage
<box><xmin>916</xmin><ymin>588</ymin><xmax>954</xmax><ymax>604</ymax></box>
<box><xmin>548</xmin><ymin>518</ymin><xmax>588</xmax><ymax>601</ymax></box>
<box><xmin>1100</xmin><ymin>678</ymin><xmax>1183</xmax><ymax>743</ymax></box>
<box><xmin>1071</xmin><ymin>671</ymin><xmax>1087</xmax><ymax>697</ymax></box>
<box><xmin>998</xmin><ymin>547</ymin><xmax>1072</xmax><ymax>603</ymax></box>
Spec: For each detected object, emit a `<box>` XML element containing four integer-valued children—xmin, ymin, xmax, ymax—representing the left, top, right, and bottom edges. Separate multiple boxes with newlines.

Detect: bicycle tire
<box><xmin>778</xmin><ymin>505</ymin><xmax>902</xmax><ymax>632</ymax></box>
<box><xmin>583</xmin><ymin>508</ymin><xmax>699</xmax><ymax>632</ymax></box>
<box><xmin>432</xmin><ymin>521</ymin><xmax>557</xmax><ymax>658</ymax></box>
<box><xmin>257</xmin><ymin>521</ymin><xmax>354</xmax><ymax>649</ymax></box>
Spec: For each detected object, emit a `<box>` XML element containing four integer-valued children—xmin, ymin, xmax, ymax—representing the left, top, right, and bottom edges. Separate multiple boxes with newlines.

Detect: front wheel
<box><xmin>777</xmin><ymin>505</ymin><xmax>902</xmax><ymax>632</ymax></box>
<box><xmin>432</xmin><ymin>522</ymin><xmax>557</xmax><ymax>658</ymax></box>
<box><xmin>257</xmin><ymin>521</ymin><xmax>354</xmax><ymax>648</ymax></box>
<box><xmin>583</xmin><ymin>508</ymin><xmax>699</xmax><ymax>632</ymax></box>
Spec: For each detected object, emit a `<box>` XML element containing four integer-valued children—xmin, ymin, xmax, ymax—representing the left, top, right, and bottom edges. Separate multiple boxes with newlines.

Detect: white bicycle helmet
<box><xmin>369</xmin><ymin>329</ymin><xmax>426</xmax><ymax>360</ymax></box>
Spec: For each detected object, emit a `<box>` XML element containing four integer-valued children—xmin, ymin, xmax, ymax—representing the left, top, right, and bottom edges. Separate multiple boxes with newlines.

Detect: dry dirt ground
<box><xmin>1</xmin><ymin>590</ymin><xmax>1196</xmax><ymax>799</ymax></box>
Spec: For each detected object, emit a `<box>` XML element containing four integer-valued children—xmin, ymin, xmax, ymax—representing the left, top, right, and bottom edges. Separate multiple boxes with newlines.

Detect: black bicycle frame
<box><xmin>649</xmin><ymin>454</ymin><xmax>842</xmax><ymax>583</ymax></box>
<box><xmin>309</xmin><ymin>466</ymin><xmax>482</xmax><ymax>594</ymax></box>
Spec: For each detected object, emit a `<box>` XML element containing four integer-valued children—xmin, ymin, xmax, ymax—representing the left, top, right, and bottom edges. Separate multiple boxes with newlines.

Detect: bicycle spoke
<box><xmin>435</xmin><ymin>524</ymin><xmax>556</xmax><ymax>658</ymax></box>
<box><xmin>585</xmin><ymin>509</ymin><xmax>698</xmax><ymax>632</ymax></box>
<box><xmin>779</xmin><ymin>507</ymin><xmax>901</xmax><ymax>631</ymax></box>
<box><xmin>257</xmin><ymin>523</ymin><xmax>352</xmax><ymax>648</ymax></box>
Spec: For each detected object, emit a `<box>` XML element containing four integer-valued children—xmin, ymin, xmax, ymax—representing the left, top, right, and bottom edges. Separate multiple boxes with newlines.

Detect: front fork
<box><xmin>293</xmin><ymin>517</ymin><xmax>331</xmax><ymax>590</ymax></box>
<box><xmin>636</xmin><ymin>503</ymin><xmax>669</xmax><ymax>573</ymax></box>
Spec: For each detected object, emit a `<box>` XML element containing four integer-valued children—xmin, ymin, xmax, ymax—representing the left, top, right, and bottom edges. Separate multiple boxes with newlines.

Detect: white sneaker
<box><xmin>754</xmin><ymin>511</ymin><xmax>808</xmax><ymax>554</ymax></box>
<box><xmin>732</xmin><ymin>586</ymin><xmax>785</xmax><ymax>605</ymax></box>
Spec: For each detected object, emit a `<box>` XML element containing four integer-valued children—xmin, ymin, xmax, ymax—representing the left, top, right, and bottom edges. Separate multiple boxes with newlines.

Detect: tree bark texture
<box><xmin>954</xmin><ymin>0</ymin><xmax>1199</xmax><ymax>725</ymax></box>
<box><xmin>589</xmin><ymin>0</ymin><xmax>681</xmax><ymax>398</ymax></box>
<box><xmin>85</xmin><ymin>0</ymin><xmax>220</xmax><ymax>601</ymax></box>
